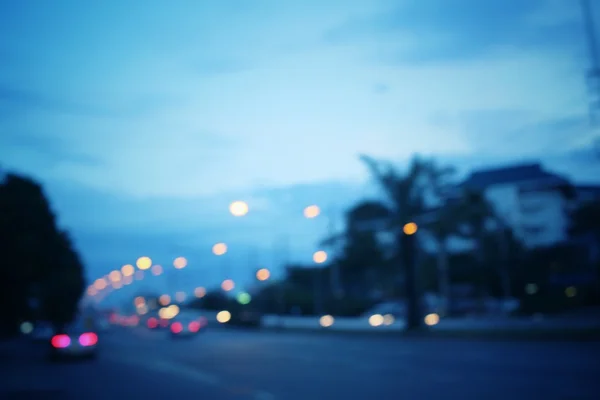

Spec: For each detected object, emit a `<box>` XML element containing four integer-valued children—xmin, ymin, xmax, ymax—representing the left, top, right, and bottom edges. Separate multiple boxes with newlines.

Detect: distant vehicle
<box><xmin>169</xmin><ymin>316</ymin><xmax>208</xmax><ymax>338</ymax></box>
<box><xmin>48</xmin><ymin>317</ymin><xmax>98</xmax><ymax>361</ymax></box>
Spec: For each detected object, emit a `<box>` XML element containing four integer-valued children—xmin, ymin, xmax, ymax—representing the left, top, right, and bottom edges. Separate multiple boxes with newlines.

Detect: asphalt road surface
<box><xmin>1</xmin><ymin>327</ymin><xmax>599</xmax><ymax>399</ymax></box>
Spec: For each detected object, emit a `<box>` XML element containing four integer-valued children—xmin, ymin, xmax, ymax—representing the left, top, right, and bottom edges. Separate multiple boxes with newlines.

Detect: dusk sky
<box><xmin>1</xmin><ymin>0</ymin><xmax>599</xmax><ymax>304</ymax></box>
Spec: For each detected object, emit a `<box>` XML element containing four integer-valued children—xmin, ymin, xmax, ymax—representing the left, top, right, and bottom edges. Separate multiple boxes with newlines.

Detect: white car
<box><xmin>169</xmin><ymin>316</ymin><xmax>208</xmax><ymax>338</ymax></box>
<box><xmin>48</xmin><ymin>318</ymin><xmax>98</xmax><ymax>360</ymax></box>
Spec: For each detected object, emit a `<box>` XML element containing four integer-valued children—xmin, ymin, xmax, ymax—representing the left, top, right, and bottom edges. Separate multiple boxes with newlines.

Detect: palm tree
<box><xmin>359</xmin><ymin>155</ymin><xmax>429</xmax><ymax>330</ymax></box>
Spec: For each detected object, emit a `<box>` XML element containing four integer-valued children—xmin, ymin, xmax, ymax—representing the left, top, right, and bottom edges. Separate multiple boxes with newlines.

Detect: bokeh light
<box><xmin>123</xmin><ymin>275</ymin><xmax>133</xmax><ymax>285</ymax></box>
<box><xmin>20</xmin><ymin>321</ymin><xmax>33</xmax><ymax>334</ymax></box>
<box><xmin>212</xmin><ymin>243</ymin><xmax>227</xmax><ymax>256</ymax></box>
<box><xmin>175</xmin><ymin>291</ymin><xmax>186</xmax><ymax>303</ymax></box>
<box><xmin>94</xmin><ymin>278</ymin><xmax>107</xmax><ymax>291</ymax></box>
<box><xmin>134</xmin><ymin>270</ymin><xmax>144</xmax><ymax>280</ymax></box>
<box><xmin>151</xmin><ymin>265</ymin><xmax>163</xmax><ymax>276</ymax></box>
<box><xmin>134</xmin><ymin>296</ymin><xmax>145</xmax><ymax>307</ymax></box>
<box><xmin>112</xmin><ymin>281</ymin><xmax>123</xmax><ymax>289</ymax></box>
<box><xmin>303</xmin><ymin>205</ymin><xmax>320</xmax><ymax>219</ymax></box>
<box><xmin>319</xmin><ymin>315</ymin><xmax>334</xmax><ymax>327</ymax></box>
<box><xmin>158</xmin><ymin>304</ymin><xmax>180</xmax><ymax>320</ymax></box>
<box><xmin>216</xmin><ymin>311</ymin><xmax>231</xmax><ymax>323</ymax></box>
<box><xmin>424</xmin><ymin>313</ymin><xmax>440</xmax><ymax>326</ymax></box>
<box><xmin>121</xmin><ymin>264</ymin><xmax>134</xmax><ymax>277</ymax></box>
<box><xmin>403</xmin><ymin>222</ymin><xmax>418</xmax><ymax>235</ymax></box>
<box><xmin>87</xmin><ymin>287</ymin><xmax>97</xmax><ymax>296</ymax></box>
<box><xmin>221</xmin><ymin>279</ymin><xmax>235</xmax><ymax>291</ymax></box>
<box><xmin>173</xmin><ymin>257</ymin><xmax>187</xmax><ymax>269</ymax></box>
<box><xmin>194</xmin><ymin>287</ymin><xmax>206</xmax><ymax>298</ymax></box>
<box><xmin>256</xmin><ymin>268</ymin><xmax>270</xmax><ymax>281</ymax></box>
<box><xmin>159</xmin><ymin>294</ymin><xmax>171</xmax><ymax>306</ymax></box>
<box><xmin>109</xmin><ymin>270</ymin><xmax>122</xmax><ymax>283</ymax></box>
<box><xmin>237</xmin><ymin>292</ymin><xmax>251</xmax><ymax>305</ymax></box>
<box><xmin>565</xmin><ymin>286</ymin><xmax>577</xmax><ymax>297</ymax></box>
<box><xmin>313</xmin><ymin>250</ymin><xmax>327</xmax><ymax>264</ymax></box>
<box><xmin>383</xmin><ymin>314</ymin><xmax>395</xmax><ymax>326</ymax></box>
<box><xmin>136</xmin><ymin>256</ymin><xmax>152</xmax><ymax>270</ymax></box>
<box><xmin>369</xmin><ymin>314</ymin><xmax>384</xmax><ymax>327</ymax></box>
<box><xmin>229</xmin><ymin>200</ymin><xmax>249</xmax><ymax>217</ymax></box>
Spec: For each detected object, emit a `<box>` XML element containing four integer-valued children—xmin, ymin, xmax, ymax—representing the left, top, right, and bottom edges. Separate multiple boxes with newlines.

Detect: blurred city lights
<box><xmin>20</xmin><ymin>321</ymin><xmax>33</xmax><ymax>334</ymax></box>
<box><xmin>175</xmin><ymin>291</ymin><xmax>186</xmax><ymax>303</ymax></box>
<box><xmin>173</xmin><ymin>257</ymin><xmax>187</xmax><ymax>269</ymax></box>
<box><xmin>565</xmin><ymin>286</ymin><xmax>577</xmax><ymax>297</ymax></box>
<box><xmin>109</xmin><ymin>270</ymin><xmax>122</xmax><ymax>283</ymax></box>
<box><xmin>158</xmin><ymin>304</ymin><xmax>180</xmax><ymax>320</ymax></box>
<box><xmin>313</xmin><ymin>250</ymin><xmax>328</xmax><ymax>264</ymax></box>
<box><xmin>136</xmin><ymin>304</ymin><xmax>148</xmax><ymax>315</ymax></box>
<box><xmin>194</xmin><ymin>287</ymin><xmax>206</xmax><ymax>298</ymax></box>
<box><xmin>229</xmin><ymin>200</ymin><xmax>249</xmax><ymax>217</ymax></box>
<box><xmin>424</xmin><ymin>313</ymin><xmax>440</xmax><ymax>326</ymax></box>
<box><xmin>134</xmin><ymin>270</ymin><xmax>144</xmax><ymax>280</ymax></box>
<box><xmin>134</xmin><ymin>296</ymin><xmax>145</xmax><ymax>307</ymax></box>
<box><xmin>256</xmin><ymin>268</ymin><xmax>270</xmax><ymax>281</ymax></box>
<box><xmin>237</xmin><ymin>292</ymin><xmax>251</xmax><ymax>305</ymax></box>
<box><xmin>87</xmin><ymin>287</ymin><xmax>97</xmax><ymax>296</ymax></box>
<box><xmin>151</xmin><ymin>265</ymin><xmax>163</xmax><ymax>276</ymax></box>
<box><xmin>212</xmin><ymin>243</ymin><xmax>227</xmax><ymax>256</ymax></box>
<box><xmin>216</xmin><ymin>311</ymin><xmax>231</xmax><ymax>323</ymax></box>
<box><xmin>112</xmin><ymin>281</ymin><xmax>123</xmax><ymax>289</ymax></box>
<box><xmin>369</xmin><ymin>314</ymin><xmax>384</xmax><ymax>327</ymax></box>
<box><xmin>159</xmin><ymin>294</ymin><xmax>171</xmax><ymax>306</ymax></box>
<box><xmin>123</xmin><ymin>275</ymin><xmax>133</xmax><ymax>285</ymax></box>
<box><xmin>403</xmin><ymin>222</ymin><xmax>418</xmax><ymax>235</ymax></box>
<box><xmin>121</xmin><ymin>264</ymin><xmax>135</xmax><ymax>277</ymax></box>
<box><xmin>303</xmin><ymin>205</ymin><xmax>320</xmax><ymax>219</ymax></box>
<box><xmin>383</xmin><ymin>314</ymin><xmax>395</xmax><ymax>326</ymax></box>
<box><xmin>94</xmin><ymin>278</ymin><xmax>107</xmax><ymax>290</ymax></box>
<box><xmin>136</xmin><ymin>256</ymin><xmax>152</xmax><ymax>270</ymax></box>
<box><xmin>221</xmin><ymin>279</ymin><xmax>235</xmax><ymax>291</ymax></box>
<box><xmin>319</xmin><ymin>315</ymin><xmax>334</xmax><ymax>328</ymax></box>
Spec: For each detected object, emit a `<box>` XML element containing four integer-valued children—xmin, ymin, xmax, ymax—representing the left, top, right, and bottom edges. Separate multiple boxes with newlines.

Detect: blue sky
<box><xmin>1</xmin><ymin>0</ymin><xmax>599</xmax><ymax>305</ymax></box>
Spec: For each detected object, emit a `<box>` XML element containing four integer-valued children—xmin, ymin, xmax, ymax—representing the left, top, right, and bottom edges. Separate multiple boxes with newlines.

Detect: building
<box><xmin>462</xmin><ymin>162</ymin><xmax>574</xmax><ymax>249</ymax></box>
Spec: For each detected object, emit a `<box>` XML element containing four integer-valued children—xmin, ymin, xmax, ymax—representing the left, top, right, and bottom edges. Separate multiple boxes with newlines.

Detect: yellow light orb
<box><xmin>221</xmin><ymin>279</ymin><xmax>235</xmax><ymax>291</ymax></box>
<box><xmin>212</xmin><ymin>243</ymin><xmax>227</xmax><ymax>256</ymax></box>
<box><xmin>216</xmin><ymin>311</ymin><xmax>231</xmax><ymax>323</ymax></box>
<box><xmin>159</xmin><ymin>294</ymin><xmax>171</xmax><ymax>306</ymax></box>
<box><xmin>256</xmin><ymin>268</ymin><xmax>270</xmax><ymax>281</ymax></box>
<box><xmin>303</xmin><ymin>205</ymin><xmax>320</xmax><ymax>219</ymax></box>
<box><xmin>134</xmin><ymin>296</ymin><xmax>145</xmax><ymax>307</ymax></box>
<box><xmin>93</xmin><ymin>278</ymin><xmax>107</xmax><ymax>291</ymax></box>
<box><xmin>313</xmin><ymin>250</ymin><xmax>327</xmax><ymax>264</ymax></box>
<box><xmin>403</xmin><ymin>222</ymin><xmax>418</xmax><ymax>235</ymax></box>
<box><xmin>424</xmin><ymin>313</ymin><xmax>440</xmax><ymax>326</ymax></box>
<box><xmin>121</xmin><ymin>264</ymin><xmax>134</xmax><ymax>277</ymax></box>
<box><xmin>229</xmin><ymin>200</ymin><xmax>249</xmax><ymax>217</ymax></box>
<box><xmin>136</xmin><ymin>256</ymin><xmax>152</xmax><ymax>270</ymax></box>
<box><xmin>194</xmin><ymin>287</ymin><xmax>206</xmax><ymax>298</ymax></box>
<box><xmin>151</xmin><ymin>265</ymin><xmax>163</xmax><ymax>276</ymax></box>
<box><xmin>369</xmin><ymin>314</ymin><xmax>384</xmax><ymax>327</ymax></box>
<box><xmin>173</xmin><ymin>257</ymin><xmax>187</xmax><ymax>269</ymax></box>
<box><xmin>319</xmin><ymin>315</ymin><xmax>334</xmax><ymax>327</ymax></box>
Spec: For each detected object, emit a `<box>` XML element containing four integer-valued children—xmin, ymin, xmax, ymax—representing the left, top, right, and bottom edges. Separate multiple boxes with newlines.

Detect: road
<box><xmin>1</xmin><ymin>327</ymin><xmax>599</xmax><ymax>399</ymax></box>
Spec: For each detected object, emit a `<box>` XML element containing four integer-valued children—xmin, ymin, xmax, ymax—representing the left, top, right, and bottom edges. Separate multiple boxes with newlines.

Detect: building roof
<box><xmin>462</xmin><ymin>162</ymin><xmax>569</xmax><ymax>189</ymax></box>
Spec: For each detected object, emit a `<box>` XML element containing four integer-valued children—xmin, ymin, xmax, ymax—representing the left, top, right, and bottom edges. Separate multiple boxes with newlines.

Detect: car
<box><xmin>48</xmin><ymin>317</ymin><xmax>98</xmax><ymax>361</ymax></box>
<box><xmin>169</xmin><ymin>316</ymin><xmax>207</xmax><ymax>338</ymax></box>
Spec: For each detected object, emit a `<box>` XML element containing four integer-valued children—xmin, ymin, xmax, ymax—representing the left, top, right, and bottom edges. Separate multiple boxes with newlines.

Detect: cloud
<box><xmin>323</xmin><ymin>0</ymin><xmax>584</xmax><ymax>64</ymax></box>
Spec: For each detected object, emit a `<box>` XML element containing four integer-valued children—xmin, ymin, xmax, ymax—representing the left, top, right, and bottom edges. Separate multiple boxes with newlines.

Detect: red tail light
<box><xmin>189</xmin><ymin>321</ymin><xmax>200</xmax><ymax>332</ymax></box>
<box><xmin>171</xmin><ymin>322</ymin><xmax>183</xmax><ymax>333</ymax></box>
<box><xmin>79</xmin><ymin>332</ymin><xmax>98</xmax><ymax>346</ymax></box>
<box><xmin>147</xmin><ymin>318</ymin><xmax>157</xmax><ymax>328</ymax></box>
<box><xmin>51</xmin><ymin>334</ymin><xmax>71</xmax><ymax>348</ymax></box>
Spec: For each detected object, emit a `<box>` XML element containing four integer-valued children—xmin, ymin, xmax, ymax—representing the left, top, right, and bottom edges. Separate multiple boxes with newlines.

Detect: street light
<box><xmin>303</xmin><ymin>205</ymin><xmax>320</xmax><ymax>219</ymax></box>
<box><xmin>256</xmin><ymin>268</ymin><xmax>270</xmax><ymax>281</ymax></box>
<box><xmin>312</xmin><ymin>250</ymin><xmax>327</xmax><ymax>264</ymax></box>
<box><xmin>403</xmin><ymin>222</ymin><xmax>418</xmax><ymax>235</ymax></box>
<box><xmin>212</xmin><ymin>243</ymin><xmax>227</xmax><ymax>256</ymax></box>
<box><xmin>221</xmin><ymin>279</ymin><xmax>235</xmax><ymax>291</ymax></box>
<box><xmin>151</xmin><ymin>265</ymin><xmax>163</xmax><ymax>276</ymax></box>
<box><xmin>229</xmin><ymin>201</ymin><xmax>249</xmax><ymax>217</ymax></box>
<box><xmin>173</xmin><ymin>257</ymin><xmax>187</xmax><ymax>269</ymax></box>
<box><xmin>121</xmin><ymin>264</ymin><xmax>135</xmax><ymax>277</ymax></box>
<box><xmin>136</xmin><ymin>256</ymin><xmax>152</xmax><ymax>270</ymax></box>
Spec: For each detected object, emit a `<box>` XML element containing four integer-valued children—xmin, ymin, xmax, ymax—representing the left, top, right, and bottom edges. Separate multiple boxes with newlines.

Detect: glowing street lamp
<box><xmin>136</xmin><ymin>256</ymin><xmax>152</xmax><ymax>270</ymax></box>
<box><xmin>173</xmin><ymin>257</ymin><xmax>187</xmax><ymax>269</ymax></box>
<box><xmin>212</xmin><ymin>243</ymin><xmax>227</xmax><ymax>256</ymax></box>
<box><xmin>256</xmin><ymin>268</ymin><xmax>270</xmax><ymax>281</ymax></box>
<box><xmin>313</xmin><ymin>250</ymin><xmax>327</xmax><ymax>264</ymax></box>
<box><xmin>303</xmin><ymin>205</ymin><xmax>320</xmax><ymax>219</ymax></box>
<box><xmin>229</xmin><ymin>201</ymin><xmax>249</xmax><ymax>217</ymax></box>
<box><xmin>403</xmin><ymin>222</ymin><xmax>418</xmax><ymax>235</ymax></box>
